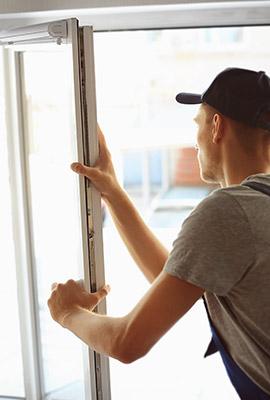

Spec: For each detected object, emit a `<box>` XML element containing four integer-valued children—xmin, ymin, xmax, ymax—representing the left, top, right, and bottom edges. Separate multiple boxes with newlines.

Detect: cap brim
<box><xmin>176</xmin><ymin>92</ymin><xmax>202</xmax><ymax>104</ymax></box>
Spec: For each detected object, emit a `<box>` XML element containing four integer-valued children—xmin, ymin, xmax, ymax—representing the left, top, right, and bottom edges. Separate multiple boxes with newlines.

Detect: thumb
<box><xmin>92</xmin><ymin>284</ymin><xmax>111</xmax><ymax>304</ymax></box>
<box><xmin>70</xmin><ymin>162</ymin><xmax>95</xmax><ymax>177</ymax></box>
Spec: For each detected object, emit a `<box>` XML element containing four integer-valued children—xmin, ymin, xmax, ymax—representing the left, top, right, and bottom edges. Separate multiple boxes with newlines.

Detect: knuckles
<box><xmin>57</xmin><ymin>283</ymin><xmax>64</xmax><ymax>292</ymax></box>
<box><xmin>50</xmin><ymin>279</ymin><xmax>84</xmax><ymax>294</ymax></box>
<box><xmin>66</xmin><ymin>279</ymin><xmax>76</xmax><ymax>286</ymax></box>
<box><xmin>50</xmin><ymin>279</ymin><xmax>81</xmax><ymax>296</ymax></box>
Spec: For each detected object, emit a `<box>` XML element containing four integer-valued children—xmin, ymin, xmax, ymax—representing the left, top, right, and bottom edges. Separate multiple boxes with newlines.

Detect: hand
<box><xmin>71</xmin><ymin>125</ymin><xmax>121</xmax><ymax>201</ymax></box>
<box><xmin>47</xmin><ymin>279</ymin><xmax>110</xmax><ymax>327</ymax></box>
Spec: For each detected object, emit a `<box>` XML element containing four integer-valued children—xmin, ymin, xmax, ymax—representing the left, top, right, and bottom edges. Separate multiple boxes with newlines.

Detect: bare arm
<box><xmin>104</xmin><ymin>187</ymin><xmax>169</xmax><ymax>282</ymax></box>
<box><xmin>71</xmin><ymin>127</ymin><xmax>168</xmax><ymax>283</ymax></box>
<box><xmin>48</xmin><ymin>273</ymin><xmax>204</xmax><ymax>363</ymax></box>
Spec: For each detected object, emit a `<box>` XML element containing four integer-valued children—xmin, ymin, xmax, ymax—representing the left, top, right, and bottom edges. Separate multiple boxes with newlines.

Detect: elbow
<box><xmin>115</xmin><ymin>346</ymin><xmax>147</xmax><ymax>364</ymax></box>
<box><xmin>114</xmin><ymin>352</ymin><xmax>133</xmax><ymax>364</ymax></box>
<box><xmin>111</xmin><ymin>323</ymin><xmax>149</xmax><ymax>364</ymax></box>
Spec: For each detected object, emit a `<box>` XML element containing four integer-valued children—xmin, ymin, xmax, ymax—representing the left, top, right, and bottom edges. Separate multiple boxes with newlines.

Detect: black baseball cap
<box><xmin>176</xmin><ymin>67</ymin><xmax>270</xmax><ymax>131</ymax></box>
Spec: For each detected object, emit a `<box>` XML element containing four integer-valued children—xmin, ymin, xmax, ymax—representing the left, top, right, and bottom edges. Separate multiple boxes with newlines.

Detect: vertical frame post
<box><xmin>69</xmin><ymin>19</ymin><xmax>111</xmax><ymax>400</ymax></box>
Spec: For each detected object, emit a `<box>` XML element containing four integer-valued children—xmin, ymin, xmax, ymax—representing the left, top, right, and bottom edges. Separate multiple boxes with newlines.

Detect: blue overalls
<box><xmin>203</xmin><ymin>181</ymin><xmax>270</xmax><ymax>400</ymax></box>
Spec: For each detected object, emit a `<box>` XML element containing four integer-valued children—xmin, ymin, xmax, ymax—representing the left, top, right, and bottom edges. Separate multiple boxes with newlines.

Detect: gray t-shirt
<box><xmin>164</xmin><ymin>173</ymin><xmax>270</xmax><ymax>394</ymax></box>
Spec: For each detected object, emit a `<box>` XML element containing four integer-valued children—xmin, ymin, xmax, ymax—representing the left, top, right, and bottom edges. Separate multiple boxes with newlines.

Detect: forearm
<box><xmin>104</xmin><ymin>186</ymin><xmax>169</xmax><ymax>283</ymax></box>
<box><xmin>63</xmin><ymin>307</ymin><xmax>129</xmax><ymax>363</ymax></box>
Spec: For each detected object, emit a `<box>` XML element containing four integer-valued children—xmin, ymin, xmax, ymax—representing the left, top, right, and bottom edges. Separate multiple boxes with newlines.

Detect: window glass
<box><xmin>21</xmin><ymin>50</ymin><xmax>85</xmax><ymax>400</ymax></box>
<box><xmin>94</xmin><ymin>26</ymin><xmax>270</xmax><ymax>399</ymax></box>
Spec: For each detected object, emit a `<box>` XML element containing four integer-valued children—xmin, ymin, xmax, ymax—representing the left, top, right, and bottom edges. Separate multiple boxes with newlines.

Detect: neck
<box><xmin>219</xmin><ymin>145</ymin><xmax>270</xmax><ymax>188</ymax></box>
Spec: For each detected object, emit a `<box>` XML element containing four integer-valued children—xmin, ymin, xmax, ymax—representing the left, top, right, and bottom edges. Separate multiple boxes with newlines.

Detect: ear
<box><xmin>212</xmin><ymin>113</ymin><xmax>224</xmax><ymax>144</ymax></box>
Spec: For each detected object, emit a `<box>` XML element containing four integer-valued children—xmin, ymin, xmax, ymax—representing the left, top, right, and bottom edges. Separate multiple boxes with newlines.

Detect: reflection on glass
<box><xmin>0</xmin><ymin>53</ymin><xmax>25</xmax><ymax>398</ymax></box>
<box><xmin>94</xmin><ymin>26</ymin><xmax>270</xmax><ymax>399</ymax></box>
<box><xmin>22</xmin><ymin>50</ymin><xmax>85</xmax><ymax>400</ymax></box>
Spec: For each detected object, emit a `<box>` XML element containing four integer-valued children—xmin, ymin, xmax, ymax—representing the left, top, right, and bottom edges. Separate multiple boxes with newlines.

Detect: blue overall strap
<box><xmin>203</xmin><ymin>297</ymin><xmax>270</xmax><ymax>399</ymax></box>
<box><xmin>242</xmin><ymin>181</ymin><xmax>270</xmax><ymax>195</ymax></box>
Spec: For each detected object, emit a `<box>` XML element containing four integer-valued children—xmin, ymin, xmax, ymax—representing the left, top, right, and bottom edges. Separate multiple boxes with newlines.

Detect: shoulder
<box><xmin>165</xmin><ymin>185</ymin><xmax>254</xmax><ymax>295</ymax></box>
<box><xmin>186</xmin><ymin>185</ymin><xmax>247</xmax><ymax>225</ymax></box>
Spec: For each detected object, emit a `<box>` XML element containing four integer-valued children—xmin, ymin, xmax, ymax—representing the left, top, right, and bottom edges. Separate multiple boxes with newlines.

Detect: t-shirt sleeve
<box><xmin>164</xmin><ymin>190</ymin><xmax>255</xmax><ymax>296</ymax></box>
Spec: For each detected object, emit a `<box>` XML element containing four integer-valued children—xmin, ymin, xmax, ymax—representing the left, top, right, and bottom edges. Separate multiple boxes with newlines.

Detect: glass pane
<box><xmin>0</xmin><ymin>50</ymin><xmax>25</xmax><ymax>398</ymax></box>
<box><xmin>21</xmin><ymin>49</ymin><xmax>85</xmax><ymax>400</ymax></box>
<box><xmin>94</xmin><ymin>26</ymin><xmax>270</xmax><ymax>400</ymax></box>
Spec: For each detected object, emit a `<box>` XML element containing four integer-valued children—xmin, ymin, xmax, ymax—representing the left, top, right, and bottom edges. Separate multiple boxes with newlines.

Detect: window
<box><xmin>21</xmin><ymin>49</ymin><xmax>86</xmax><ymax>400</ymax></box>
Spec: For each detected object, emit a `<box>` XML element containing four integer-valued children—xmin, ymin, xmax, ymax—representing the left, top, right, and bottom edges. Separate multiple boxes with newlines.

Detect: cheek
<box><xmin>196</xmin><ymin>129</ymin><xmax>211</xmax><ymax>167</ymax></box>
<box><xmin>196</xmin><ymin>128</ymin><xmax>205</xmax><ymax>152</ymax></box>
<box><xmin>196</xmin><ymin>123</ymin><xmax>204</xmax><ymax>142</ymax></box>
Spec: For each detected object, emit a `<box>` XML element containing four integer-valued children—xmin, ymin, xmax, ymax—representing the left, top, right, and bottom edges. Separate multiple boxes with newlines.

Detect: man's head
<box><xmin>176</xmin><ymin>68</ymin><xmax>270</xmax><ymax>185</ymax></box>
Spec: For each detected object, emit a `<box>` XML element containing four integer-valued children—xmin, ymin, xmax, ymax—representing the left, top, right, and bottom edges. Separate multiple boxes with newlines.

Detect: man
<box><xmin>48</xmin><ymin>68</ymin><xmax>270</xmax><ymax>399</ymax></box>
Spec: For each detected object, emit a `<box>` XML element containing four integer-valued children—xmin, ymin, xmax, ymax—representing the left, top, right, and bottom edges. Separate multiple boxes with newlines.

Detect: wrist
<box><xmin>60</xmin><ymin>306</ymin><xmax>84</xmax><ymax>328</ymax></box>
<box><xmin>103</xmin><ymin>182</ymin><xmax>125</xmax><ymax>206</ymax></box>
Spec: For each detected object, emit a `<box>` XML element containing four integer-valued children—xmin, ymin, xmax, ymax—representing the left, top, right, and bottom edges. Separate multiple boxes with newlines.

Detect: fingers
<box><xmin>71</xmin><ymin>123</ymin><xmax>110</xmax><ymax>175</ymax></box>
<box><xmin>49</xmin><ymin>279</ymin><xmax>110</xmax><ymax>316</ymax></box>
<box><xmin>97</xmin><ymin>123</ymin><xmax>103</xmax><ymax>137</ymax></box>
<box><xmin>50</xmin><ymin>279</ymin><xmax>110</xmax><ymax>300</ymax></box>
<box><xmin>97</xmin><ymin>126</ymin><xmax>111</xmax><ymax>161</ymax></box>
<box><xmin>50</xmin><ymin>279</ymin><xmax>82</xmax><ymax>293</ymax></box>
<box><xmin>97</xmin><ymin>125</ymin><xmax>107</xmax><ymax>147</ymax></box>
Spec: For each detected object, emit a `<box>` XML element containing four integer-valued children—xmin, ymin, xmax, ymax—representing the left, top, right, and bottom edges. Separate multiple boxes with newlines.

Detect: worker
<box><xmin>48</xmin><ymin>68</ymin><xmax>270</xmax><ymax>399</ymax></box>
